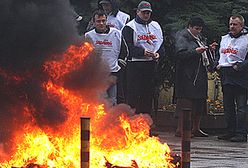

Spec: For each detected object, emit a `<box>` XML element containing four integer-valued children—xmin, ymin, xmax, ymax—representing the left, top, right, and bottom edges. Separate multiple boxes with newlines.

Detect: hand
<box><xmin>216</xmin><ymin>64</ymin><xmax>221</xmax><ymax>70</ymax></box>
<box><xmin>209</xmin><ymin>42</ymin><xmax>218</xmax><ymax>51</ymax></box>
<box><xmin>118</xmin><ymin>59</ymin><xmax>127</xmax><ymax>67</ymax></box>
<box><xmin>233</xmin><ymin>64</ymin><xmax>239</xmax><ymax>71</ymax></box>
<box><xmin>153</xmin><ymin>53</ymin><xmax>159</xmax><ymax>59</ymax></box>
<box><xmin>196</xmin><ymin>47</ymin><xmax>208</xmax><ymax>54</ymax></box>
<box><xmin>144</xmin><ymin>49</ymin><xmax>155</xmax><ymax>57</ymax></box>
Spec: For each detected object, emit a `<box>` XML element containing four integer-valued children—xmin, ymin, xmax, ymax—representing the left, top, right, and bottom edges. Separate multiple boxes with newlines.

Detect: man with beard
<box><xmin>217</xmin><ymin>14</ymin><xmax>248</xmax><ymax>142</ymax></box>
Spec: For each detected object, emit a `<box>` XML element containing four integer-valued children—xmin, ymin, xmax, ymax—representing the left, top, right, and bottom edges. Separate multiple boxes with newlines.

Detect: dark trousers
<box><xmin>117</xmin><ymin>67</ymin><xmax>126</xmax><ymax>104</ymax></box>
<box><xmin>126</xmin><ymin>61</ymin><xmax>156</xmax><ymax>115</ymax></box>
<box><xmin>222</xmin><ymin>84</ymin><xmax>247</xmax><ymax>134</ymax></box>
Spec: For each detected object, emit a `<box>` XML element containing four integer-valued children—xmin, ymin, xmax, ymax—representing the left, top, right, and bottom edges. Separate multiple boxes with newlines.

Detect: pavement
<box><xmin>156</xmin><ymin>130</ymin><xmax>248</xmax><ymax>168</ymax></box>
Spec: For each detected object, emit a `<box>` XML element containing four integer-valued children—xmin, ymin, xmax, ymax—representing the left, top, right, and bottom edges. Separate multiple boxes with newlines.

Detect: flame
<box><xmin>0</xmin><ymin>42</ymin><xmax>176</xmax><ymax>168</ymax></box>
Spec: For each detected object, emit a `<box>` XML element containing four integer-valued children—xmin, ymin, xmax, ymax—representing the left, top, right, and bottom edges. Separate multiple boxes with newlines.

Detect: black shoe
<box><xmin>230</xmin><ymin>134</ymin><xmax>247</xmax><ymax>142</ymax></box>
<box><xmin>217</xmin><ymin>133</ymin><xmax>235</xmax><ymax>140</ymax></box>
<box><xmin>192</xmin><ymin>130</ymin><xmax>208</xmax><ymax>137</ymax></box>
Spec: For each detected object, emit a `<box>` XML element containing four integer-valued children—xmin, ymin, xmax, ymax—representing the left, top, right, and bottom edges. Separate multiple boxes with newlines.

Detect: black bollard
<box><xmin>181</xmin><ymin>108</ymin><xmax>191</xmax><ymax>168</ymax></box>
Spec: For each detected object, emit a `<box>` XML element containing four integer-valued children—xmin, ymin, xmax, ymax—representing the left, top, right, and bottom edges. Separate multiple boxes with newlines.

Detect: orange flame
<box><xmin>0</xmin><ymin>42</ymin><xmax>176</xmax><ymax>168</ymax></box>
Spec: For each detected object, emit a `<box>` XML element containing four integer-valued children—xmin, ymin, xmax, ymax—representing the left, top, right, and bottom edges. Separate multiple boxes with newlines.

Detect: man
<box><xmin>86</xmin><ymin>0</ymin><xmax>130</xmax><ymax>31</ymax></box>
<box><xmin>122</xmin><ymin>1</ymin><xmax>164</xmax><ymax>117</ymax></box>
<box><xmin>217</xmin><ymin>14</ymin><xmax>248</xmax><ymax>142</ymax></box>
<box><xmin>85</xmin><ymin>9</ymin><xmax>127</xmax><ymax>105</ymax></box>
<box><xmin>87</xmin><ymin>0</ymin><xmax>130</xmax><ymax>104</ymax></box>
<box><xmin>174</xmin><ymin>16</ymin><xmax>217</xmax><ymax>137</ymax></box>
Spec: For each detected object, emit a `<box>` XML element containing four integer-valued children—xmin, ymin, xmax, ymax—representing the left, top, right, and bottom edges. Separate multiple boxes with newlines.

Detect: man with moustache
<box><xmin>217</xmin><ymin>14</ymin><xmax>248</xmax><ymax>142</ymax></box>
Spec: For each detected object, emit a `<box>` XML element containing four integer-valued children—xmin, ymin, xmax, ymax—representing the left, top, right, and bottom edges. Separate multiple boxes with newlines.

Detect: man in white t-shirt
<box><xmin>85</xmin><ymin>10</ymin><xmax>127</xmax><ymax>105</ymax></box>
<box><xmin>217</xmin><ymin>14</ymin><xmax>248</xmax><ymax>142</ymax></box>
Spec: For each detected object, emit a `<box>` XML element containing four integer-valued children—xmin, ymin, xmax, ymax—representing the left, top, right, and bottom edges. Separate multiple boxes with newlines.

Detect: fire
<box><xmin>0</xmin><ymin>42</ymin><xmax>177</xmax><ymax>168</ymax></box>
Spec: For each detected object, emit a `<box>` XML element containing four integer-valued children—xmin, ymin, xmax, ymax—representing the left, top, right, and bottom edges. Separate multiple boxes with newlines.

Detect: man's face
<box><xmin>94</xmin><ymin>14</ymin><xmax>107</xmax><ymax>33</ymax></box>
<box><xmin>188</xmin><ymin>25</ymin><xmax>203</xmax><ymax>36</ymax></box>
<box><xmin>101</xmin><ymin>3</ymin><xmax>112</xmax><ymax>14</ymax></box>
<box><xmin>137</xmin><ymin>10</ymin><xmax>151</xmax><ymax>22</ymax></box>
<box><xmin>229</xmin><ymin>17</ymin><xmax>243</xmax><ymax>36</ymax></box>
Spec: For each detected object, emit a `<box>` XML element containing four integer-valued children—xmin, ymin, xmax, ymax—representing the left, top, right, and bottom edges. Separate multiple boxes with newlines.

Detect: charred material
<box><xmin>105</xmin><ymin>157</ymin><xmax>139</xmax><ymax>168</ymax></box>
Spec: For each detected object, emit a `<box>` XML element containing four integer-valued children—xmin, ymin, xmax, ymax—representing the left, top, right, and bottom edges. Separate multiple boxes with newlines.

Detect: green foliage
<box><xmin>70</xmin><ymin>0</ymin><xmax>248</xmax><ymax>88</ymax></box>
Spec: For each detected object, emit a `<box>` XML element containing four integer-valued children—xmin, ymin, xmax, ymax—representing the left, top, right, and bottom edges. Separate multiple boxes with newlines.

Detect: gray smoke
<box><xmin>0</xmin><ymin>0</ymin><xmax>81</xmax><ymax>148</ymax></box>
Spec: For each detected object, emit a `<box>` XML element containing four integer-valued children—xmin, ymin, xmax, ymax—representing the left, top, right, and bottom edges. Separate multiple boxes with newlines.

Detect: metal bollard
<box><xmin>181</xmin><ymin>108</ymin><xmax>191</xmax><ymax>168</ymax></box>
<box><xmin>81</xmin><ymin>117</ymin><xmax>90</xmax><ymax>168</ymax></box>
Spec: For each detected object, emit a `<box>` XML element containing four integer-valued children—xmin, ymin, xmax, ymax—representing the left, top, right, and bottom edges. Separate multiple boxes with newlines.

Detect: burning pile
<box><xmin>0</xmin><ymin>1</ymin><xmax>177</xmax><ymax>167</ymax></box>
<box><xmin>0</xmin><ymin>42</ymin><xmax>177</xmax><ymax>167</ymax></box>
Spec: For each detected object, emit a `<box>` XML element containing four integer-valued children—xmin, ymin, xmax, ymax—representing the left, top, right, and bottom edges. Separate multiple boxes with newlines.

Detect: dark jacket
<box><xmin>174</xmin><ymin>28</ymin><xmax>208</xmax><ymax>99</ymax></box>
<box><xmin>219</xmin><ymin>27</ymin><xmax>248</xmax><ymax>89</ymax></box>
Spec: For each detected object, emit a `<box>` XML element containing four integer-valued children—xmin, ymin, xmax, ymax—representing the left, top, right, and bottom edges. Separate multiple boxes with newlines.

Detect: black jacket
<box><xmin>174</xmin><ymin>28</ymin><xmax>208</xmax><ymax>99</ymax></box>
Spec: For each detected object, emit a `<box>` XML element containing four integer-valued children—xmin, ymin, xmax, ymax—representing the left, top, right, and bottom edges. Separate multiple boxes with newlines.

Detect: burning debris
<box><xmin>105</xmin><ymin>157</ymin><xmax>139</xmax><ymax>168</ymax></box>
<box><xmin>0</xmin><ymin>0</ymin><xmax>178</xmax><ymax>167</ymax></box>
<box><xmin>11</xmin><ymin>163</ymin><xmax>43</xmax><ymax>168</ymax></box>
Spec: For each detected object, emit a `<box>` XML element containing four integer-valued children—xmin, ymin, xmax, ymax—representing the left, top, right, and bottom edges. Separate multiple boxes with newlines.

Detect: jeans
<box><xmin>107</xmin><ymin>84</ymin><xmax>117</xmax><ymax>106</ymax></box>
<box><xmin>222</xmin><ymin>84</ymin><xmax>247</xmax><ymax>134</ymax></box>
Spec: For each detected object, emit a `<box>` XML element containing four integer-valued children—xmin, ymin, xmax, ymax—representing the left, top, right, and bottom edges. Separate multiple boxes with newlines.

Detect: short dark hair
<box><xmin>230</xmin><ymin>14</ymin><xmax>245</xmax><ymax>26</ymax></box>
<box><xmin>187</xmin><ymin>16</ymin><xmax>205</xmax><ymax>28</ymax></box>
<box><xmin>92</xmin><ymin>9</ymin><xmax>107</xmax><ymax>22</ymax></box>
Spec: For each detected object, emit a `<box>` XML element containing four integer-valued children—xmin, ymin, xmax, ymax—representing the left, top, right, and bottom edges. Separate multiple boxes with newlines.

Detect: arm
<box><xmin>118</xmin><ymin>36</ymin><xmax>128</xmax><ymax>67</ymax></box>
<box><xmin>234</xmin><ymin>53</ymin><xmax>248</xmax><ymax>71</ymax></box>
<box><xmin>175</xmin><ymin>34</ymin><xmax>200</xmax><ymax>61</ymax></box>
<box><xmin>122</xmin><ymin>26</ymin><xmax>145</xmax><ymax>60</ymax></box>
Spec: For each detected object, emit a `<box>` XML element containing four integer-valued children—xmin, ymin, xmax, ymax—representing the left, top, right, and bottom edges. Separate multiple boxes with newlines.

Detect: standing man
<box><xmin>217</xmin><ymin>14</ymin><xmax>248</xmax><ymax>142</ymax></box>
<box><xmin>86</xmin><ymin>0</ymin><xmax>130</xmax><ymax>104</ymax></box>
<box><xmin>122</xmin><ymin>1</ymin><xmax>164</xmax><ymax>117</ymax></box>
<box><xmin>174</xmin><ymin>16</ymin><xmax>217</xmax><ymax>137</ymax></box>
<box><xmin>85</xmin><ymin>9</ymin><xmax>127</xmax><ymax>106</ymax></box>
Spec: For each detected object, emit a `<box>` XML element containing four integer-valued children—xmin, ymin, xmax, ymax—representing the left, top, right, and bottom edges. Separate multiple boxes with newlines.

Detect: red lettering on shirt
<box><xmin>221</xmin><ymin>46</ymin><xmax>238</xmax><ymax>54</ymax></box>
<box><xmin>137</xmin><ymin>34</ymin><xmax>157</xmax><ymax>41</ymax></box>
<box><xmin>95</xmin><ymin>40</ymin><xmax>112</xmax><ymax>46</ymax></box>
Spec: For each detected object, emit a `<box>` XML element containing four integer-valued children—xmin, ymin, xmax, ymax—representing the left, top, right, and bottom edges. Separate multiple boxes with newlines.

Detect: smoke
<box><xmin>63</xmin><ymin>50</ymin><xmax>113</xmax><ymax>104</ymax></box>
<box><xmin>0</xmin><ymin>0</ymin><xmax>81</xmax><ymax>145</ymax></box>
<box><xmin>0</xmin><ymin>0</ymin><xmax>79</xmax><ymax>71</ymax></box>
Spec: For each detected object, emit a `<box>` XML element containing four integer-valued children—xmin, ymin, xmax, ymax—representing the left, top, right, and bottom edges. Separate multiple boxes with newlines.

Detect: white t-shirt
<box><xmin>85</xmin><ymin>27</ymin><xmax>122</xmax><ymax>72</ymax></box>
<box><xmin>219</xmin><ymin>33</ymin><xmax>248</xmax><ymax>67</ymax></box>
<box><xmin>126</xmin><ymin>19</ymin><xmax>163</xmax><ymax>61</ymax></box>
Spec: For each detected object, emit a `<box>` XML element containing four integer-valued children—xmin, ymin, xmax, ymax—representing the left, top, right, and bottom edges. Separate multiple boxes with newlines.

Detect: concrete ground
<box><xmin>157</xmin><ymin>130</ymin><xmax>248</xmax><ymax>168</ymax></box>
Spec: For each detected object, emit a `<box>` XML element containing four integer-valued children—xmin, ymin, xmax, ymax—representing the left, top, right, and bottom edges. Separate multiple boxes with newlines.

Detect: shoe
<box><xmin>217</xmin><ymin>133</ymin><xmax>235</xmax><ymax>140</ymax></box>
<box><xmin>192</xmin><ymin>130</ymin><xmax>208</xmax><ymax>137</ymax></box>
<box><xmin>230</xmin><ymin>134</ymin><xmax>247</xmax><ymax>142</ymax></box>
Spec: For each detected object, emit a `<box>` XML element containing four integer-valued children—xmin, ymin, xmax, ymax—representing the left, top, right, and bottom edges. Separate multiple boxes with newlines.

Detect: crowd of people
<box><xmin>83</xmin><ymin>0</ymin><xmax>248</xmax><ymax>142</ymax></box>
